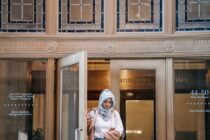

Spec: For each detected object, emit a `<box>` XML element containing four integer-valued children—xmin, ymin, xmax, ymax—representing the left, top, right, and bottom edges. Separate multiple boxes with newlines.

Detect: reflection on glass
<box><xmin>120</xmin><ymin>69</ymin><xmax>155</xmax><ymax>140</ymax></box>
<box><xmin>61</xmin><ymin>63</ymin><xmax>79</xmax><ymax>140</ymax></box>
<box><xmin>0</xmin><ymin>60</ymin><xmax>46</xmax><ymax>140</ymax></box>
<box><xmin>174</xmin><ymin>60</ymin><xmax>210</xmax><ymax>140</ymax></box>
<box><xmin>126</xmin><ymin>100</ymin><xmax>154</xmax><ymax>140</ymax></box>
<box><xmin>87</xmin><ymin>100</ymin><xmax>98</xmax><ymax>109</ymax></box>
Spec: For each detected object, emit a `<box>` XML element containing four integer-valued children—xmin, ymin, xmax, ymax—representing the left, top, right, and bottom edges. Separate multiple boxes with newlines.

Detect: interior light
<box><xmin>126</xmin><ymin>129</ymin><xmax>143</xmax><ymax>135</ymax></box>
<box><xmin>126</xmin><ymin>92</ymin><xmax>134</xmax><ymax>97</ymax></box>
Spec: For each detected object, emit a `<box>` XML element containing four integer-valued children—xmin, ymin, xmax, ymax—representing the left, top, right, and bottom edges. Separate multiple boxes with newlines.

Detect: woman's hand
<box><xmin>87</xmin><ymin>108</ymin><xmax>93</xmax><ymax>136</ymax></box>
<box><xmin>87</xmin><ymin>108</ymin><xmax>92</xmax><ymax>123</ymax></box>
<box><xmin>104</xmin><ymin>129</ymin><xmax>121</xmax><ymax>140</ymax></box>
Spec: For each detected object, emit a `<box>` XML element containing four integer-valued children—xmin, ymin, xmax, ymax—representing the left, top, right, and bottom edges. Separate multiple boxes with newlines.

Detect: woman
<box><xmin>87</xmin><ymin>89</ymin><xmax>124</xmax><ymax>140</ymax></box>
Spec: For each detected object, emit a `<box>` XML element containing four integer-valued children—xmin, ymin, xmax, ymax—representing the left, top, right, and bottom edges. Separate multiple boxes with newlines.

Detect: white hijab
<box><xmin>98</xmin><ymin>89</ymin><xmax>116</xmax><ymax>121</ymax></box>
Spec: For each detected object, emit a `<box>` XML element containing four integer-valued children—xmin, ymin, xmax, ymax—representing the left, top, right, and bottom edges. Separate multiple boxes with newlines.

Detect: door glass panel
<box><xmin>120</xmin><ymin>69</ymin><xmax>155</xmax><ymax>140</ymax></box>
<box><xmin>174</xmin><ymin>60</ymin><xmax>210</xmax><ymax>140</ymax></box>
<box><xmin>126</xmin><ymin>100</ymin><xmax>154</xmax><ymax>140</ymax></box>
<box><xmin>0</xmin><ymin>60</ymin><xmax>46</xmax><ymax>140</ymax></box>
<box><xmin>58</xmin><ymin>51</ymin><xmax>87</xmax><ymax>140</ymax></box>
<box><xmin>61</xmin><ymin>63</ymin><xmax>79</xmax><ymax>140</ymax></box>
<box><xmin>87</xmin><ymin>60</ymin><xmax>110</xmax><ymax>108</ymax></box>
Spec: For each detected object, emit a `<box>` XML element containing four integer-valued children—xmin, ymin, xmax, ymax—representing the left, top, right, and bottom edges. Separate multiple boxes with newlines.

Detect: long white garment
<box><xmin>89</xmin><ymin>109</ymin><xmax>124</xmax><ymax>138</ymax></box>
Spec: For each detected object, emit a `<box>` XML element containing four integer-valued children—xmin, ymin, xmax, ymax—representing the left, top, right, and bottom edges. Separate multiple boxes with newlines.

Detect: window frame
<box><xmin>0</xmin><ymin>0</ymin><xmax>209</xmax><ymax>37</ymax></box>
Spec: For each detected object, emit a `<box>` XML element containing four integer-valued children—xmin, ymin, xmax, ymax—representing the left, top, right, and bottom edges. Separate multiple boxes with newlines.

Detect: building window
<box><xmin>9</xmin><ymin>0</ymin><xmax>34</xmax><ymax>23</ymax></box>
<box><xmin>176</xmin><ymin>0</ymin><xmax>210</xmax><ymax>31</ymax></box>
<box><xmin>0</xmin><ymin>60</ymin><xmax>46</xmax><ymax>140</ymax></box>
<box><xmin>117</xmin><ymin>0</ymin><xmax>163</xmax><ymax>32</ymax></box>
<box><xmin>59</xmin><ymin>0</ymin><xmax>104</xmax><ymax>33</ymax></box>
<box><xmin>174</xmin><ymin>60</ymin><xmax>210</xmax><ymax>140</ymax></box>
<box><xmin>0</xmin><ymin>0</ymin><xmax>45</xmax><ymax>32</ymax></box>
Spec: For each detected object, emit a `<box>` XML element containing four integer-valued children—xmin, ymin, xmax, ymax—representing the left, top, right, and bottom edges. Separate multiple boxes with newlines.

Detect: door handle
<box><xmin>75</xmin><ymin>128</ymin><xmax>83</xmax><ymax>140</ymax></box>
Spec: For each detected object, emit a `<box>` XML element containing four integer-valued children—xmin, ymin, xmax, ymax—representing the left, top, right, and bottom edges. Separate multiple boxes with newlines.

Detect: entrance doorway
<box><xmin>120</xmin><ymin>70</ymin><xmax>156</xmax><ymax>140</ymax></box>
<box><xmin>87</xmin><ymin>59</ymin><xmax>166</xmax><ymax>140</ymax></box>
<box><xmin>2</xmin><ymin>56</ymin><xmax>210</xmax><ymax>140</ymax></box>
<box><xmin>110</xmin><ymin>60</ymin><xmax>166</xmax><ymax>140</ymax></box>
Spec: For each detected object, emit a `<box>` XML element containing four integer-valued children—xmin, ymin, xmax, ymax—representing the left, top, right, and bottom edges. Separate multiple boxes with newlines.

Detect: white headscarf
<box><xmin>98</xmin><ymin>89</ymin><xmax>116</xmax><ymax>121</ymax></box>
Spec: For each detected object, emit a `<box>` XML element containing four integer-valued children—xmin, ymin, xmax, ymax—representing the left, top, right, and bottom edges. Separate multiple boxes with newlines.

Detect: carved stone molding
<box><xmin>163</xmin><ymin>40</ymin><xmax>175</xmax><ymax>52</ymax></box>
<box><xmin>115</xmin><ymin>40</ymin><xmax>163</xmax><ymax>53</ymax></box>
<box><xmin>0</xmin><ymin>39</ymin><xmax>210</xmax><ymax>58</ymax></box>
<box><xmin>58</xmin><ymin>41</ymin><xmax>104</xmax><ymax>53</ymax></box>
<box><xmin>45</xmin><ymin>41</ymin><xmax>57</xmax><ymax>53</ymax></box>
<box><xmin>104</xmin><ymin>41</ymin><xmax>116</xmax><ymax>53</ymax></box>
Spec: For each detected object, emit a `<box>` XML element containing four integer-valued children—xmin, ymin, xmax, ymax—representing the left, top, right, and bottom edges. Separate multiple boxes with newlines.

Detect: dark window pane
<box><xmin>23</xmin><ymin>5</ymin><xmax>34</xmax><ymax>20</ymax></box>
<box><xmin>71</xmin><ymin>6</ymin><xmax>81</xmax><ymax>21</ymax></box>
<box><xmin>201</xmin><ymin>4</ymin><xmax>210</xmax><ymax>19</ymax></box>
<box><xmin>11</xmin><ymin>5</ymin><xmax>21</xmax><ymax>20</ymax></box>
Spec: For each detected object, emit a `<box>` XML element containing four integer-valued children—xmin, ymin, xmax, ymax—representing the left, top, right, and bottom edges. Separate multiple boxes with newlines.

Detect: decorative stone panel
<box><xmin>163</xmin><ymin>41</ymin><xmax>175</xmax><ymax>52</ymax></box>
<box><xmin>46</xmin><ymin>41</ymin><xmax>57</xmax><ymax>53</ymax></box>
<box><xmin>0</xmin><ymin>39</ymin><xmax>210</xmax><ymax>58</ymax></box>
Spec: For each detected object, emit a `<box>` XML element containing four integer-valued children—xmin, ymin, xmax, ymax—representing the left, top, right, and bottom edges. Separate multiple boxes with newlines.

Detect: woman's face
<box><xmin>102</xmin><ymin>97</ymin><xmax>113</xmax><ymax>110</ymax></box>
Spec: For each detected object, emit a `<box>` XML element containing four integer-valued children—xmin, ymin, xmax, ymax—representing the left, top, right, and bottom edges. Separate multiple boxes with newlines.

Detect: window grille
<box><xmin>0</xmin><ymin>0</ymin><xmax>45</xmax><ymax>32</ymax></box>
<box><xmin>176</xmin><ymin>0</ymin><xmax>210</xmax><ymax>31</ymax></box>
<box><xmin>59</xmin><ymin>0</ymin><xmax>104</xmax><ymax>33</ymax></box>
<box><xmin>117</xmin><ymin>0</ymin><xmax>162</xmax><ymax>32</ymax></box>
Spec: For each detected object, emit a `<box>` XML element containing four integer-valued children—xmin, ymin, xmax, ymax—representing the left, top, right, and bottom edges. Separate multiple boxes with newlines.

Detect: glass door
<box><xmin>56</xmin><ymin>51</ymin><xmax>87</xmax><ymax>140</ymax></box>
<box><xmin>110</xmin><ymin>60</ymin><xmax>166</xmax><ymax>140</ymax></box>
<box><xmin>173</xmin><ymin>60</ymin><xmax>210</xmax><ymax>140</ymax></box>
